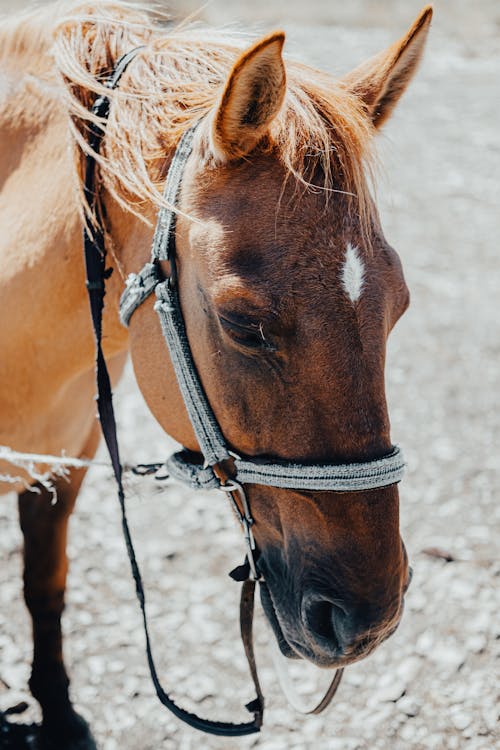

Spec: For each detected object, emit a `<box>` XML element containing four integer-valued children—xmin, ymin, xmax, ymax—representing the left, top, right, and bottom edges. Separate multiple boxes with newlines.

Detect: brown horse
<box><xmin>0</xmin><ymin>1</ymin><xmax>431</xmax><ymax>746</ymax></box>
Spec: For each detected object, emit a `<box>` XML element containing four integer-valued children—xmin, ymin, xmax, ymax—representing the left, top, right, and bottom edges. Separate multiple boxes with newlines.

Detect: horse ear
<box><xmin>211</xmin><ymin>32</ymin><xmax>286</xmax><ymax>160</ymax></box>
<box><xmin>343</xmin><ymin>5</ymin><xmax>432</xmax><ymax>128</ymax></box>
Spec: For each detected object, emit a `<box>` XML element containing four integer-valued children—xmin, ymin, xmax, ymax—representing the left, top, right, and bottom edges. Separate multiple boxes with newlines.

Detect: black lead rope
<box><xmin>82</xmin><ymin>50</ymin><xmax>263</xmax><ymax>736</ymax></box>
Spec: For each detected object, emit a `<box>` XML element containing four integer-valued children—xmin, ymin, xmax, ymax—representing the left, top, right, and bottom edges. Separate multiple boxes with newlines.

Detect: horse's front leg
<box><xmin>18</xmin><ymin>423</ymin><xmax>100</xmax><ymax>749</ymax></box>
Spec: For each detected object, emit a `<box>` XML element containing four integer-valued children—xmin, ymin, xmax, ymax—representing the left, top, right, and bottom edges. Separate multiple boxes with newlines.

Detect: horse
<box><xmin>0</xmin><ymin>1</ymin><xmax>432</xmax><ymax>746</ymax></box>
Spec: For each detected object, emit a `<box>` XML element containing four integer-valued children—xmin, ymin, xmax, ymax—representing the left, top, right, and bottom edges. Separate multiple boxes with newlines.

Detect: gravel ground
<box><xmin>1</xmin><ymin>2</ymin><xmax>499</xmax><ymax>749</ymax></box>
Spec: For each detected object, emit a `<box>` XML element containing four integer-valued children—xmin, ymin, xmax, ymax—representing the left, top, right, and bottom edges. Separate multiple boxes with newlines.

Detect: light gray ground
<box><xmin>1</xmin><ymin>2</ymin><xmax>499</xmax><ymax>749</ymax></box>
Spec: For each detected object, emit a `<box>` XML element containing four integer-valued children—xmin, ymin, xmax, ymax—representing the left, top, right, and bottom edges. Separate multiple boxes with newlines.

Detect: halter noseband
<box><xmin>83</xmin><ymin>48</ymin><xmax>405</xmax><ymax>738</ymax></box>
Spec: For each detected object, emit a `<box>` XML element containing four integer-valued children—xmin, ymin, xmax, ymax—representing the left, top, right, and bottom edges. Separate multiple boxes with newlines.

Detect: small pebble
<box><xmin>396</xmin><ymin>656</ymin><xmax>422</xmax><ymax>684</ymax></box>
<box><xmin>465</xmin><ymin>634</ymin><xmax>487</xmax><ymax>654</ymax></box>
<box><xmin>451</xmin><ymin>711</ymin><xmax>472</xmax><ymax>731</ymax></box>
<box><xmin>430</xmin><ymin>644</ymin><xmax>466</xmax><ymax>672</ymax></box>
<box><xmin>397</xmin><ymin>696</ymin><xmax>421</xmax><ymax>717</ymax></box>
<box><xmin>377</xmin><ymin>681</ymin><xmax>406</xmax><ymax>703</ymax></box>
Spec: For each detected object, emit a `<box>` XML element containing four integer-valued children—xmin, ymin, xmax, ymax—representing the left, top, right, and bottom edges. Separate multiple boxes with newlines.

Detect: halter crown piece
<box><xmin>84</xmin><ymin>48</ymin><xmax>405</xmax><ymax>737</ymax></box>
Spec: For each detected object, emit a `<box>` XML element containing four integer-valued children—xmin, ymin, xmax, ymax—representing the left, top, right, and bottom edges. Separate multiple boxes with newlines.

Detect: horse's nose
<box><xmin>301</xmin><ymin>593</ymin><xmax>379</xmax><ymax>654</ymax></box>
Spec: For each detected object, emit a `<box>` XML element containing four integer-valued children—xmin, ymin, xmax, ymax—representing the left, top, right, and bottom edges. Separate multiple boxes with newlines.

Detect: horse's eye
<box><xmin>219</xmin><ymin>315</ymin><xmax>274</xmax><ymax>351</ymax></box>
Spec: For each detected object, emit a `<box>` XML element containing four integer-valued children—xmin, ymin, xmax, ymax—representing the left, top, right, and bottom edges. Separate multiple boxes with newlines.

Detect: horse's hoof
<box><xmin>40</xmin><ymin>708</ymin><xmax>97</xmax><ymax>750</ymax></box>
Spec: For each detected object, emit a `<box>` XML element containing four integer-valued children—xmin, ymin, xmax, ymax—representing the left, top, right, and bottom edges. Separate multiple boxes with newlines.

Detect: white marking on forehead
<box><xmin>341</xmin><ymin>243</ymin><xmax>365</xmax><ymax>303</ymax></box>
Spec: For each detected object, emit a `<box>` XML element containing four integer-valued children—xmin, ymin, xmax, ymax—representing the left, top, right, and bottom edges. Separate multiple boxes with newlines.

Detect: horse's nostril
<box><xmin>303</xmin><ymin>596</ymin><xmax>345</xmax><ymax>644</ymax></box>
<box><xmin>301</xmin><ymin>590</ymin><xmax>403</xmax><ymax>660</ymax></box>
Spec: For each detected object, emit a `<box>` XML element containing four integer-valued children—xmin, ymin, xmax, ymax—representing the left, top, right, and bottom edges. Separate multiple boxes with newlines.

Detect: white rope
<box><xmin>0</xmin><ymin>445</ymin><xmax>107</xmax><ymax>470</ymax></box>
<box><xmin>0</xmin><ymin>445</ymin><xmax>111</xmax><ymax>501</ymax></box>
<box><xmin>0</xmin><ymin>444</ymin><xmax>167</xmax><ymax>502</ymax></box>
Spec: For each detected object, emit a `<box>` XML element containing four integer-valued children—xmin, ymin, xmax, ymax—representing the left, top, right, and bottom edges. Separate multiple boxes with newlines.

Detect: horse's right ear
<box><xmin>211</xmin><ymin>32</ymin><xmax>286</xmax><ymax>160</ymax></box>
<box><xmin>342</xmin><ymin>5</ymin><xmax>433</xmax><ymax>128</ymax></box>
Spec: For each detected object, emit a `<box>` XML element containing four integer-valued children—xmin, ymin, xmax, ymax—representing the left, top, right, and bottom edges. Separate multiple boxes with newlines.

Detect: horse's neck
<box><xmin>0</xmin><ymin>63</ymin><xmax>128</xmax><ymax>434</ymax></box>
<box><xmin>0</xmin><ymin>5</ymin><xmax>57</xmax><ymax>76</ymax></box>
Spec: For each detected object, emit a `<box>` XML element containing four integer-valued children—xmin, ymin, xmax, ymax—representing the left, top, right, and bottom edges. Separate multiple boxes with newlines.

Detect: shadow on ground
<box><xmin>0</xmin><ymin>707</ymin><xmax>38</xmax><ymax>750</ymax></box>
<box><xmin>1</xmin><ymin>705</ymin><xmax>98</xmax><ymax>750</ymax></box>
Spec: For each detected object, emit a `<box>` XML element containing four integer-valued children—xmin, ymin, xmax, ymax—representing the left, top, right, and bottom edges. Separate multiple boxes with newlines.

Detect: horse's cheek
<box><xmin>128</xmin><ymin>301</ymin><xmax>200</xmax><ymax>451</ymax></box>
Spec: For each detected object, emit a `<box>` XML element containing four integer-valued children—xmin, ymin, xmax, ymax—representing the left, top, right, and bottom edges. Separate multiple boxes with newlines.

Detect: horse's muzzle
<box><xmin>260</xmin><ymin>575</ymin><xmax>405</xmax><ymax>668</ymax></box>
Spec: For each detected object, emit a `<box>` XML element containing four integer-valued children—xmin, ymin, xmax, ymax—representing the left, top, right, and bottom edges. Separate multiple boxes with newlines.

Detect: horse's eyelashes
<box><xmin>218</xmin><ymin>314</ymin><xmax>276</xmax><ymax>352</ymax></box>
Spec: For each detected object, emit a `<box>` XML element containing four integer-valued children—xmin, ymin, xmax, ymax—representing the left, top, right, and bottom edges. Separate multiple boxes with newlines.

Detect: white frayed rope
<box><xmin>0</xmin><ymin>445</ymin><xmax>110</xmax><ymax>500</ymax></box>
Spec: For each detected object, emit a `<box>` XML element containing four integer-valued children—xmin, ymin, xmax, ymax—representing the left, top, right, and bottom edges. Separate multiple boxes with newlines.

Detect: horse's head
<box><xmin>103</xmin><ymin>7</ymin><xmax>432</xmax><ymax>668</ymax></box>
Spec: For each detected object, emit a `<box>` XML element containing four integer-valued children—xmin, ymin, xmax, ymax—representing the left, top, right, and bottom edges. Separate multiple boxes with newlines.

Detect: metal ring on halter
<box><xmin>219</xmin><ymin>479</ymin><xmax>260</xmax><ymax>581</ymax></box>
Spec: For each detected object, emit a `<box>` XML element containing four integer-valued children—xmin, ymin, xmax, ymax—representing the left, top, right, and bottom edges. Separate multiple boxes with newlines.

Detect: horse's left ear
<box><xmin>343</xmin><ymin>5</ymin><xmax>433</xmax><ymax>128</ymax></box>
<box><xmin>211</xmin><ymin>32</ymin><xmax>286</xmax><ymax>160</ymax></box>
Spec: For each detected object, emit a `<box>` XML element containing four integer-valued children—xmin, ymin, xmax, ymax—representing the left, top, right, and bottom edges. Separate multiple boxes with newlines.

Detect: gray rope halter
<box><xmin>119</xmin><ymin>121</ymin><xmax>405</xmax><ymax>574</ymax></box>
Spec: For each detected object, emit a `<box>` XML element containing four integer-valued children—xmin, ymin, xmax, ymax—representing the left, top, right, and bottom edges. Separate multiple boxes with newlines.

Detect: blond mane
<box><xmin>3</xmin><ymin>1</ymin><xmax>376</xmax><ymax>232</ymax></box>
